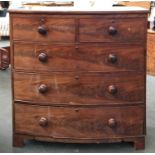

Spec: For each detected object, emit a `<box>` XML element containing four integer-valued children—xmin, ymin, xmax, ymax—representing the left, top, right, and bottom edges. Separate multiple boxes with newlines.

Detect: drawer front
<box><xmin>13</xmin><ymin>43</ymin><xmax>145</xmax><ymax>72</ymax></box>
<box><xmin>15</xmin><ymin>103</ymin><xmax>145</xmax><ymax>139</ymax></box>
<box><xmin>12</xmin><ymin>16</ymin><xmax>75</xmax><ymax>42</ymax></box>
<box><xmin>13</xmin><ymin>72</ymin><xmax>145</xmax><ymax>105</ymax></box>
<box><xmin>79</xmin><ymin>18</ymin><xmax>146</xmax><ymax>43</ymax></box>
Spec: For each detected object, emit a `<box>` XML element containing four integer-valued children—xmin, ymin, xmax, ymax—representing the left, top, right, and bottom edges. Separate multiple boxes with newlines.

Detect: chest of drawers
<box><xmin>9</xmin><ymin>7</ymin><xmax>148</xmax><ymax>150</ymax></box>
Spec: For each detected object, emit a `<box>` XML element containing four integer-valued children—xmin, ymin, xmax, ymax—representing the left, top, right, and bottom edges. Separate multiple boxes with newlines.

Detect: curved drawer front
<box><xmin>79</xmin><ymin>18</ymin><xmax>146</xmax><ymax>43</ymax></box>
<box><xmin>13</xmin><ymin>43</ymin><xmax>144</xmax><ymax>72</ymax></box>
<box><xmin>15</xmin><ymin>103</ymin><xmax>145</xmax><ymax>139</ymax></box>
<box><xmin>13</xmin><ymin>72</ymin><xmax>145</xmax><ymax>105</ymax></box>
<box><xmin>12</xmin><ymin>16</ymin><xmax>75</xmax><ymax>42</ymax></box>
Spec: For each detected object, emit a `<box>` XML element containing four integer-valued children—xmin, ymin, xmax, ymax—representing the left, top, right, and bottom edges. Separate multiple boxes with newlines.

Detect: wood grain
<box><xmin>12</xmin><ymin>16</ymin><xmax>75</xmax><ymax>42</ymax></box>
<box><xmin>79</xmin><ymin>18</ymin><xmax>146</xmax><ymax>43</ymax></box>
<box><xmin>13</xmin><ymin>43</ymin><xmax>145</xmax><ymax>72</ymax></box>
<box><xmin>10</xmin><ymin>9</ymin><xmax>147</xmax><ymax>149</ymax></box>
<box><xmin>13</xmin><ymin>72</ymin><xmax>145</xmax><ymax>105</ymax></box>
<box><xmin>15</xmin><ymin>103</ymin><xmax>145</xmax><ymax>139</ymax></box>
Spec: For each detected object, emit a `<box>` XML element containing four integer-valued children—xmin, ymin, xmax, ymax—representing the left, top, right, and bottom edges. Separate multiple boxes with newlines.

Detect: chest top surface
<box><xmin>9</xmin><ymin>6</ymin><xmax>149</xmax><ymax>14</ymax></box>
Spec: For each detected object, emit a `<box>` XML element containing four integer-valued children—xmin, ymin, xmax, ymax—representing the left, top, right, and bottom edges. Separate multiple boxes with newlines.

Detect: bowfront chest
<box><xmin>9</xmin><ymin>7</ymin><xmax>148</xmax><ymax>150</ymax></box>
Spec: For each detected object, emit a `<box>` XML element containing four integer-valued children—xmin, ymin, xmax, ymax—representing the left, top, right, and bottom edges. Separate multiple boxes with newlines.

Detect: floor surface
<box><xmin>0</xmin><ymin>68</ymin><xmax>155</xmax><ymax>153</ymax></box>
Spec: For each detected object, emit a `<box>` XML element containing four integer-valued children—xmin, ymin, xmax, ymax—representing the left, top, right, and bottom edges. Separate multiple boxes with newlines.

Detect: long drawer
<box><xmin>11</xmin><ymin>16</ymin><xmax>75</xmax><ymax>42</ymax></box>
<box><xmin>13</xmin><ymin>43</ymin><xmax>145</xmax><ymax>72</ymax></box>
<box><xmin>15</xmin><ymin>103</ymin><xmax>145</xmax><ymax>139</ymax></box>
<box><xmin>13</xmin><ymin>72</ymin><xmax>145</xmax><ymax>105</ymax></box>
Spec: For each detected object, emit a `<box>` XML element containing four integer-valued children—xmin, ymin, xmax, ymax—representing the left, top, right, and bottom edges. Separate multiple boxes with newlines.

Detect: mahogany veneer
<box><xmin>9</xmin><ymin>7</ymin><xmax>148</xmax><ymax>150</ymax></box>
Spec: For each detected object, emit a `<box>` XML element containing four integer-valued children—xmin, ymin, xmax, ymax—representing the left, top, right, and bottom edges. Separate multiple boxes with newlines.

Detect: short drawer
<box><xmin>13</xmin><ymin>72</ymin><xmax>145</xmax><ymax>105</ymax></box>
<box><xmin>15</xmin><ymin>103</ymin><xmax>145</xmax><ymax>139</ymax></box>
<box><xmin>11</xmin><ymin>15</ymin><xmax>75</xmax><ymax>42</ymax></box>
<box><xmin>13</xmin><ymin>43</ymin><xmax>145</xmax><ymax>72</ymax></box>
<box><xmin>79</xmin><ymin>18</ymin><xmax>146</xmax><ymax>43</ymax></box>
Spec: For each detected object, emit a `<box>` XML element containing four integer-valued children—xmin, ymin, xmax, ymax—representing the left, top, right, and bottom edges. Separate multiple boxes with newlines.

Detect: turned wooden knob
<box><xmin>39</xmin><ymin>117</ymin><xmax>48</xmax><ymax>127</ymax></box>
<box><xmin>108</xmin><ymin>85</ymin><xmax>117</xmax><ymax>94</ymax></box>
<box><xmin>108</xmin><ymin>54</ymin><xmax>117</xmax><ymax>63</ymax></box>
<box><xmin>75</xmin><ymin>75</ymin><xmax>79</xmax><ymax>80</ymax></box>
<box><xmin>38</xmin><ymin>53</ymin><xmax>48</xmax><ymax>62</ymax></box>
<box><xmin>108</xmin><ymin>26</ymin><xmax>117</xmax><ymax>35</ymax></box>
<box><xmin>38</xmin><ymin>84</ymin><xmax>48</xmax><ymax>93</ymax></box>
<box><xmin>38</xmin><ymin>26</ymin><xmax>48</xmax><ymax>35</ymax></box>
<box><xmin>108</xmin><ymin>118</ymin><xmax>116</xmax><ymax>128</ymax></box>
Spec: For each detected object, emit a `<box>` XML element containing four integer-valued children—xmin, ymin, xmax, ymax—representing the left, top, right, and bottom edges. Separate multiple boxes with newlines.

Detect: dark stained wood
<box><xmin>10</xmin><ymin>8</ymin><xmax>148</xmax><ymax>150</ymax></box>
<box><xmin>13</xmin><ymin>72</ymin><xmax>145</xmax><ymax>105</ymax></box>
<box><xmin>13</xmin><ymin>43</ymin><xmax>145</xmax><ymax>72</ymax></box>
<box><xmin>79</xmin><ymin>18</ymin><xmax>146</xmax><ymax>43</ymax></box>
<box><xmin>0</xmin><ymin>47</ymin><xmax>9</xmax><ymax>70</ymax></box>
<box><xmin>15</xmin><ymin>103</ymin><xmax>145</xmax><ymax>139</ymax></box>
<box><xmin>13</xmin><ymin>133</ymin><xmax>25</xmax><ymax>147</ymax></box>
<box><xmin>13</xmin><ymin>133</ymin><xmax>145</xmax><ymax>148</ymax></box>
<box><xmin>133</xmin><ymin>137</ymin><xmax>145</xmax><ymax>150</ymax></box>
<box><xmin>12</xmin><ymin>16</ymin><xmax>75</xmax><ymax>42</ymax></box>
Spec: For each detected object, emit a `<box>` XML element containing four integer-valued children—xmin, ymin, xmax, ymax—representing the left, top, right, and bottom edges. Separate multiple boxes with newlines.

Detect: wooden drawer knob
<box><xmin>75</xmin><ymin>76</ymin><xmax>79</xmax><ymax>80</ymax></box>
<box><xmin>38</xmin><ymin>84</ymin><xmax>48</xmax><ymax>94</ymax></box>
<box><xmin>108</xmin><ymin>26</ymin><xmax>117</xmax><ymax>35</ymax></box>
<box><xmin>38</xmin><ymin>53</ymin><xmax>48</xmax><ymax>62</ymax></box>
<box><xmin>38</xmin><ymin>26</ymin><xmax>48</xmax><ymax>35</ymax></box>
<box><xmin>39</xmin><ymin>117</ymin><xmax>48</xmax><ymax>127</ymax></box>
<box><xmin>108</xmin><ymin>118</ymin><xmax>116</xmax><ymax>128</ymax></box>
<box><xmin>108</xmin><ymin>85</ymin><xmax>117</xmax><ymax>94</ymax></box>
<box><xmin>108</xmin><ymin>54</ymin><xmax>117</xmax><ymax>63</ymax></box>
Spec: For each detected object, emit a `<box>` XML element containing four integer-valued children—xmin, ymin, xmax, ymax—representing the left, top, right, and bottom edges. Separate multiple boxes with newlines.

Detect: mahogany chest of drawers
<box><xmin>9</xmin><ymin>7</ymin><xmax>148</xmax><ymax>150</ymax></box>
